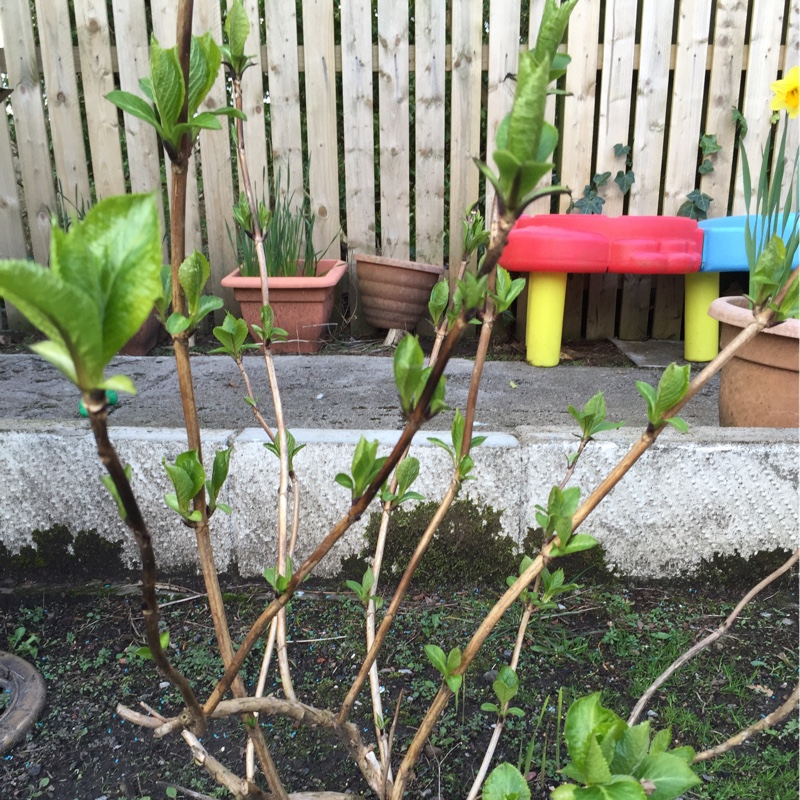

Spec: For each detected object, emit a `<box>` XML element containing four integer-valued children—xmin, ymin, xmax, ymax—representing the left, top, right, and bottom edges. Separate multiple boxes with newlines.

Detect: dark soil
<box><xmin>1</xmin><ymin>569</ymin><xmax>797</xmax><ymax>800</ymax></box>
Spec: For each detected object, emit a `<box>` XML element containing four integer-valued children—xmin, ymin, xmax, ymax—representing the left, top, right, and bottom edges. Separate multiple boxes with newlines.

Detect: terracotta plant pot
<box><xmin>221</xmin><ymin>259</ymin><xmax>347</xmax><ymax>354</ymax></box>
<box><xmin>355</xmin><ymin>254</ymin><xmax>445</xmax><ymax>331</ymax></box>
<box><xmin>120</xmin><ymin>309</ymin><xmax>161</xmax><ymax>356</ymax></box>
<box><xmin>708</xmin><ymin>296</ymin><xmax>799</xmax><ymax>427</ymax></box>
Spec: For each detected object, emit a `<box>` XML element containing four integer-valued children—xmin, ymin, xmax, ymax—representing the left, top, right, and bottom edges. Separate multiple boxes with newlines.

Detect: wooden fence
<box><xmin>0</xmin><ymin>0</ymin><xmax>797</xmax><ymax>341</ymax></box>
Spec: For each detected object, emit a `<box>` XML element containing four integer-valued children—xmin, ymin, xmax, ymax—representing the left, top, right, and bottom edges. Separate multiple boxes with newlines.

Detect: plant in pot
<box><xmin>708</xmin><ymin>66</ymin><xmax>799</xmax><ymax>427</ymax></box>
<box><xmin>222</xmin><ymin>183</ymin><xmax>346</xmax><ymax>354</ymax></box>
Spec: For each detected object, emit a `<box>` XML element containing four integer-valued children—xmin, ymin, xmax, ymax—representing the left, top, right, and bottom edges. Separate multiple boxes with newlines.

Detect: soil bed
<box><xmin>1</xmin><ymin>569</ymin><xmax>797</xmax><ymax>800</ymax></box>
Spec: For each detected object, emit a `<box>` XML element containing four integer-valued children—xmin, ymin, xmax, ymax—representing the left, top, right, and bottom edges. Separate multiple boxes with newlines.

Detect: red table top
<box><xmin>498</xmin><ymin>215</ymin><xmax>704</xmax><ymax>275</ymax></box>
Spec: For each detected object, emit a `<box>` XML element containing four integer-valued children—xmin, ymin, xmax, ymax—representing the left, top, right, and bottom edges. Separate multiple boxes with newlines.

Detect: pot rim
<box><xmin>708</xmin><ymin>295</ymin><xmax>800</xmax><ymax>340</ymax></box>
<box><xmin>354</xmin><ymin>253</ymin><xmax>446</xmax><ymax>274</ymax></box>
<box><xmin>221</xmin><ymin>259</ymin><xmax>347</xmax><ymax>289</ymax></box>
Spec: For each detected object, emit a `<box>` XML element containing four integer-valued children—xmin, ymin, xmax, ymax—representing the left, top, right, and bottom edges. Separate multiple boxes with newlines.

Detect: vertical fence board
<box><xmin>586</xmin><ymin>0</ymin><xmax>638</xmax><ymax>339</ymax></box>
<box><xmin>302</xmin><ymin>0</ymin><xmax>341</xmax><ymax>258</ymax></box>
<box><xmin>73</xmin><ymin>0</ymin><xmax>126</xmax><ymax>199</ymax></box>
<box><xmin>111</xmin><ymin>0</ymin><xmax>167</xmax><ymax>255</ymax></box>
<box><xmin>782</xmin><ymin>2</ymin><xmax>799</xmax><ymax>202</ymax></box>
<box><xmin>662</xmin><ymin>0</ymin><xmax>712</xmax><ymax>216</ymax></box>
<box><xmin>448</xmin><ymin>0</ymin><xmax>482</xmax><ymax>278</ymax></box>
<box><xmin>341</xmin><ymin>0</ymin><xmax>376</xmax><ymax>257</ymax></box>
<box><xmin>35</xmin><ymin>0</ymin><xmax>91</xmax><ymax>217</ymax></box>
<box><xmin>485</xmin><ymin>0</ymin><xmax>521</xmax><ymax>219</ymax></box>
<box><xmin>1</xmin><ymin>0</ymin><xmax>55</xmax><ymax>265</ymax></box>
<box><xmin>0</xmin><ymin>0</ymin><xmax>789</xmax><ymax>342</ymax></box>
<box><xmin>559</xmin><ymin>3</ymin><xmax>601</xmax><ymax>340</ymax></box>
<box><xmin>264</xmin><ymin>0</ymin><xmax>303</xmax><ymax>202</ymax></box>
<box><xmin>653</xmin><ymin>0</ymin><xmax>713</xmax><ymax>340</ymax></box>
<box><xmin>231</xmin><ymin>0</ymin><xmax>269</xmax><ymax>201</ymax></box>
<box><xmin>150</xmin><ymin>4</ymin><xmax>203</xmax><ymax>258</ymax></box>
<box><xmin>377</xmin><ymin>0</ymin><xmax>410</xmax><ymax>258</ymax></box>
<box><xmin>0</xmin><ymin>89</ymin><xmax>30</xmax><ymax>329</ymax></box>
<box><xmin>699</xmin><ymin>0</ymin><xmax>747</xmax><ymax>218</ymax></box>
<box><xmin>618</xmin><ymin>0</ymin><xmax>674</xmax><ymax>340</ymax></box>
<box><xmin>414</xmin><ymin>0</ymin><xmax>445</xmax><ymax>264</ymax></box>
<box><xmin>193</xmin><ymin>0</ymin><xmax>236</xmax><ymax>311</ymax></box>
<box><xmin>732</xmin><ymin>0</ymin><xmax>785</xmax><ymax>214</ymax></box>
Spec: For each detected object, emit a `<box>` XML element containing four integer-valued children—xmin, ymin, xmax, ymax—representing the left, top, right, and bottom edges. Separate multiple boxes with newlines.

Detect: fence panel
<box><xmin>74</xmin><ymin>0</ymin><xmax>126</xmax><ymax>200</ymax></box>
<box><xmin>194</xmin><ymin>0</ymin><xmax>237</xmax><ymax>304</ymax></box>
<box><xmin>111</xmin><ymin>0</ymin><xmax>167</xmax><ymax>256</ymax></box>
<box><xmin>0</xmin><ymin>0</ymin><xmax>794</xmax><ymax>344</ymax></box>
<box><xmin>37</xmin><ymin>0</ymin><xmax>92</xmax><ymax>217</ymax></box>
<box><xmin>447</xmin><ymin>0</ymin><xmax>482</xmax><ymax>278</ymax></box>
<box><xmin>302</xmin><ymin>0</ymin><xmax>341</xmax><ymax>258</ymax></box>
<box><xmin>265</xmin><ymin>0</ymin><xmax>303</xmax><ymax>203</ymax></box>
<box><xmin>414</xmin><ymin>0</ymin><xmax>446</xmax><ymax>265</ymax></box>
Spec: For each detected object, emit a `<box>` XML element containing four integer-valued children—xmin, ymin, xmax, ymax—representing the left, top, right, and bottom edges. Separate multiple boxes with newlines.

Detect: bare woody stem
<box><xmin>86</xmin><ymin>392</ymin><xmax>204</xmax><ymax>732</ymax></box>
<box><xmin>572</xmin><ymin>295</ymin><xmax>791</xmax><ymax>532</ymax></box>
<box><xmin>692</xmin><ymin>682</ymin><xmax>800</xmax><ymax>763</ymax></box>
<box><xmin>170</xmin><ymin>7</ymin><xmax>289</xmax><ymax>797</ymax></box>
<box><xmin>629</xmin><ymin>547</ymin><xmax>800</xmax><ymax>725</ymax></box>
<box><xmin>391</xmin><ymin>544</ymin><xmax>553</xmax><ymax>799</ymax></box>
<box><xmin>204</xmin><ymin>317</ymin><xmax>470</xmax><ymax>715</ymax></box>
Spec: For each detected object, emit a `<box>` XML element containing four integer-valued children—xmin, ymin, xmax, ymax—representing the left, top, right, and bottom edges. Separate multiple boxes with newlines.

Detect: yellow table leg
<box><xmin>684</xmin><ymin>272</ymin><xmax>720</xmax><ymax>362</ymax></box>
<box><xmin>526</xmin><ymin>272</ymin><xmax>568</xmax><ymax>367</ymax></box>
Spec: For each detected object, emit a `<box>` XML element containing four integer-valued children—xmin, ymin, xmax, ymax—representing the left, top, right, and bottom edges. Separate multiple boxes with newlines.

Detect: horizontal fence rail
<box><xmin>0</xmin><ymin>0</ymin><xmax>797</xmax><ymax>341</ymax></box>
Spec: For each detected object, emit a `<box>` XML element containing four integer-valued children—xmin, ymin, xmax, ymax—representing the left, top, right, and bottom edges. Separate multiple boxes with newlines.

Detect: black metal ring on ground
<box><xmin>0</xmin><ymin>651</ymin><xmax>47</xmax><ymax>755</ymax></box>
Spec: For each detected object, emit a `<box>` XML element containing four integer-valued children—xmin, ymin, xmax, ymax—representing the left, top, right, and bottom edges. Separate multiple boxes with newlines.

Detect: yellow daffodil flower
<box><xmin>770</xmin><ymin>65</ymin><xmax>799</xmax><ymax>119</ymax></box>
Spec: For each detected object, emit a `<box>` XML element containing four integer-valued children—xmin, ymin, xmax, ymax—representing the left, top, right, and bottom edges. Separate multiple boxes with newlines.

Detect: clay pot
<box><xmin>708</xmin><ymin>296</ymin><xmax>799</xmax><ymax>427</ymax></box>
<box><xmin>355</xmin><ymin>254</ymin><xmax>445</xmax><ymax>331</ymax></box>
<box><xmin>221</xmin><ymin>259</ymin><xmax>347</xmax><ymax>354</ymax></box>
<box><xmin>120</xmin><ymin>310</ymin><xmax>161</xmax><ymax>355</ymax></box>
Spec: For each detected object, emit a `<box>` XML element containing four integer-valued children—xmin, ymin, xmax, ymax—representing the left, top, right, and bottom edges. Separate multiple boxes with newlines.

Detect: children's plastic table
<box><xmin>685</xmin><ymin>214</ymin><xmax>799</xmax><ymax>362</ymax></box>
<box><xmin>499</xmin><ymin>215</ymin><xmax>704</xmax><ymax>366</ymax></box>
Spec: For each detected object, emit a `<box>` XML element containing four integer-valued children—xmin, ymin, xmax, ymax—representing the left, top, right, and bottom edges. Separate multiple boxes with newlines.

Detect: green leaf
<box><xmin>563</xmin><ymin>694</ymin><xmax>625</xmax><ymax>774</ymax></box>
<box><xmin>614</xmin><ymin>170</ymin><xmax>635</xmax><ymax>195</ymax></box>
<box><xmin>179</xmin><ymin>251</ymin><xmax>211</xmax><ymax>317</ymax></box>
<box><xmin>551</xmin><ymin>533</ymin><xmax>598</xmax><ymax>557</ymax></box>
<box><xmin>446</xmin><ymin>646</ymin><xmax>462</xmax><ymax>674</ymax></box>
<box><xmin>554</xmin><ymin>776</ymin><xmax>647</xmax><ymax>799</ymax></box>
<box><xmin>609</xmin><ymin>721</ymin><xmax>651</xmax><ymax>775</ymax></box>
<box><xmin>394</xmin><ymin>334</ymin><xmax>425</xmax><ymax>415</ymax></box>
<box><xmin>188</xmin><ymin>33</ymin><xmax>222</xmax><ymax>118</ymax></box>
<box><xmin>492</xmin><ymin>665</ymin><xmax>519</xmax><ymax>707</ymax></box>
<box><xmin>224</xmin><ymin>0</ymin><xmax>251</xmax><ymax>66</ymax></box>
<box><xmin>648</xmin><ymin>727</ymin><xmax>671</xmax><ymax>755</ymax></box>
<box><xmin>395</xmin><ymin>457</ymin><xmax>421</xmax><ymax>500</ymax></box>
<box><xmin>445</xmin><ymin>674</ymin><xmax>463</xmax><ymax>694</ymax></box>
<box><xmin>483</xmin><ymin>763</ymin><xmax>531</xmax><ymax>800</ymax></box>
<box><xmin>632</xmin><ymin>753</ymin><xmax>700</xmax><ymax>800</ymax></box>
<box><xmin>428</xmin><ymin>280</ymin><xmax>450</xmax><ymax>326</ymax></box>
<box><xmin>149</xmin><ymin>36</ymin><xmax>184</xmax><ymax>135</ymax></box>
<box><xmin>105</xmin><ymin>90</ymin><xmax>160</xmax><ymax>131</ymax></box>
<box><xmin>635</xmin><ymin>380</ymin><xmax>658</xmax><ymax>425</ymax></box>
<box><xmin>424</xmin><ymin>644</ymin><xmax>447</xmax><ymax>676</ymax></box>
<box><xmin>582</xmin><ymin>736</ymin><xmax>612</xmax><ymax>785</ymax></box>
<box><xmin>0</xmin><ymin>195</ymin><xmax>161</xmax><ymax>392</ymax></box>
<box><xmin>655</xmin><ymin>363</ymin><xmax>690</xmax><ymax>418</ymax></box>
<box><xmin>166</xmin><ymin>313</ymin><xmax>192</xmax><ymax>335</ymax></box>
<box><xmin>101</xmin><ymin>464</ymin><xmax>133</xmax><ymax>521</ymax></box>
<box><xmin>699</xmin><ymin>133</ymin><xmax>722</xmax><ymax>156</ymax></box>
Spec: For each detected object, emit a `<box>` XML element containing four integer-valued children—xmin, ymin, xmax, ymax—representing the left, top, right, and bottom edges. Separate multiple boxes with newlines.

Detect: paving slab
<box><xmin>0</xmin><ymin>352</ymin><xmax>797</xmax><ymax>579</ymax></box>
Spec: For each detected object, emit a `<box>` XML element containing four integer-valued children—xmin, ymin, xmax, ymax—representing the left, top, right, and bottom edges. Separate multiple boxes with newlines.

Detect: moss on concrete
<box><xmin>0</xmin><ymin>525</ymin><xmax>127</xmax><ymax>580</ymax></box>
<box><xmin>342</xmin><ymin>498</ymin><xmax>519</xmax><ymax>589</ymax></box>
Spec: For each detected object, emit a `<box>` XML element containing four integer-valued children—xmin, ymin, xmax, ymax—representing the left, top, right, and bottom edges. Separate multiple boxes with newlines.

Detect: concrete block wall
<box><xmin>0</xmin><ymin>421</ymin><xmax>797</xmax><ymax>579</ymax></box>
